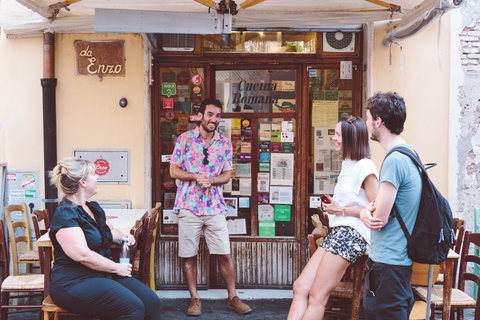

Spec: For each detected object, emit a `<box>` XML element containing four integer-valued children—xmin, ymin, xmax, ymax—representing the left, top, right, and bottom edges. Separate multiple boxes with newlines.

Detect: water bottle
<box><xmin>119</xmin><ymin>238</ymin><xmax>130</xmax><ymax>264</ymax></box>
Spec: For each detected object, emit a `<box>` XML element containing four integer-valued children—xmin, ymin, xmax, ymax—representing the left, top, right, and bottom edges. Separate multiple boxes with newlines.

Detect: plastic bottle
<box><xmin>120</xmin><ymin>238</ymin><xmax>130</xmax><ymax>264</ymax></box>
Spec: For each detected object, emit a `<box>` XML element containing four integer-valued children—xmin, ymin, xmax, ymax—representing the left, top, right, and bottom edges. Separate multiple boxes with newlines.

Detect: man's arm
<box><xmin>360</xmin><ymin>181</ymin><xmax>397</xmax><ymax>230</ymax></box>
<box><xmin>169</xmin><ymin>163</ymin><xmax>198</xmax><ymax>181</ymax></box>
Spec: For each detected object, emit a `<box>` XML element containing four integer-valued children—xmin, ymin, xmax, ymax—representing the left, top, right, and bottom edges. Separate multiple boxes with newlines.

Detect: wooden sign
<box><xmin>75</xmin><ymin>40</ymin><xmax>125</xmax><ymax>77</ymax></box>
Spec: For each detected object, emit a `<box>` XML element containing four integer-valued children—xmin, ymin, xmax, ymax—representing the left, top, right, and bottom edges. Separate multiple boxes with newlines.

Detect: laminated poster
<box><xmin>312</xmin><ymin>100</ymin><xmax>338</xmax><ymax>127</ymax></box>
<box><xmin>258</xmin><ymin>204</ymin><xmax>274</xmax><ymax>221</ymax></box>
<box><xmin>232</xmin><ymin>119</ymin><xmax>241</xmax><ymax>130</ymax></box>
<box><xmin>269</xmin><ymin>186</ymin><xmax>293</xmax><ymax>205</ymax></box>
<box><xmin>260</xmin><ymin>152</ymin><xmax>271</xmax><ymax>163</ymax></box>
<box><xmin>224</xmin><ymin>197</ymin><xmax>238</xmax><ymax>217</ymax></box>
<box><xmin>270</xmin><ymin>153</ymin><xmax>294</xmax><ymax>186</ymax></box>
<box><xmin>259</xmin><ymin>123</ymin><xmax>272</xmax><ymax>141</ymax></box>
<box><xmin>280</xmin><ymin>132</ymin><xmax>294</xmax><ymax>143</ymax></box>
<box><xmin>258</xmin><ymin>173</ymin><xmax>270</xmax><ymax>192</ymax></box>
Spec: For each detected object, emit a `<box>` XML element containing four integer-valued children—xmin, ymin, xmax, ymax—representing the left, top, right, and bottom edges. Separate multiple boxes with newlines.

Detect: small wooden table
<box><xmin>37</xmin><ymin>209</ymin><xmax>148</xmax><ymax>296</ymax></box>
<box><xmin>440</xmin><ymin>250</ymin><xmax>460</xmax><ymax>320</ymax></box>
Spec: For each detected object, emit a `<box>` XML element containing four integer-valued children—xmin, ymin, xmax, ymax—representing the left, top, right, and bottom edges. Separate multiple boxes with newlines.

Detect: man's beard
<box><xmin>370</xmin><ymin>123</ymin><xmax>380</xmax><ymax>142</ymax></box>
<box><xmin>201</xmin><ymin>120</ymin><xmax>218</xmax><ymax>133</ymax></box>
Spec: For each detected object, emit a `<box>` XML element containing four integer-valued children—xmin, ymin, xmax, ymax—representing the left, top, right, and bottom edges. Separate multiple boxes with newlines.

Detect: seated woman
<box><xmin>288</xmin><ymin>116</ymin><xmax>379</xmax><ymax>320</ymax></box>
<box><xmin>49</xmin><ymin>157</ymin><xmax>161</xmax><ymax>320</ymax></box>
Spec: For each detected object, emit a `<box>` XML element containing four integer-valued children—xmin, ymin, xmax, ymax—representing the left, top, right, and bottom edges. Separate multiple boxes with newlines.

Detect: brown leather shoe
<box><xmin>226</xmin><ymin>296</ymin><xmax>252</xmax><ymax>314</ymax></box>
<box><xmin>187</xmin><ymin>298</ymin><xmax>201</xmax><ymax>316</ymax></box>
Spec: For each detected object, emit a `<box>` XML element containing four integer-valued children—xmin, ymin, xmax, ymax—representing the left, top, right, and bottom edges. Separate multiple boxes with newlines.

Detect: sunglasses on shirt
<box><xmin>203</xmin><ymin>147</ymin><xmax>209</xmax><ymax>165</ymax></box>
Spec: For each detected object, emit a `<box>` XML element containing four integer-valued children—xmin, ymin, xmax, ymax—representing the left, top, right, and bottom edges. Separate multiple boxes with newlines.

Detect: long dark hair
<box><xmin>341</xmin><ymin>116</ymin><xmax>371</xmax><ymax>160</ymax></box>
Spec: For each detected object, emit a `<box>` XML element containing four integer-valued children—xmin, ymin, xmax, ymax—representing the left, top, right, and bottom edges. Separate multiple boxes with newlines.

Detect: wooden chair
<box><xmin>139</xmin><ymin>209</ymin><xmax>159</xmax><ymax>289</ymax></box>
<box><xmin>149</xmin><ymin>203</ymin><xmax>161</xmax><ymax>290</ymax></box>
<box><xmin>129</xmin><ymin>220</ymin><xmax>143</xmax><ymax>277</ymax></box>
<box><xmin>409</xmin><ymin>262</ymin><xmax>440</xmax><ymax>320</ymax></box>
<box><xmin>3</xmin><ymin>204</ymin><xmax>39</xmax><ymax>275</ymax></box>
<box><xmin>32</xmin><ymin>210</ymin><xmax>50</xmax><ymax>233</ymax></box>
<box><xmin>0</xmin><ymin>220</ymin><xmax>44</xmax><ymax>319</ymax></box>
<box><xmin>413</xmin><ymin>230</ymin><xmax>478</xmax><ymax>320</ymax></box>
<box><xmin>308</xmin><ymin>223</ymin><xmax>366</xmax><ymax>320</ymax></box>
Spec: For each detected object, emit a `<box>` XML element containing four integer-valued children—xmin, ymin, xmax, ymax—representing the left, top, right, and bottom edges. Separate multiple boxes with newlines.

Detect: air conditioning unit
<box><xmin>323</xmin><ymin>32</ymin><xmax>355</xmax><ymax>53</ymax></box>
<box><xmin>162</xmin><ymin>34</ymin><xmax>195</xmax><ymax>52</ymax></box>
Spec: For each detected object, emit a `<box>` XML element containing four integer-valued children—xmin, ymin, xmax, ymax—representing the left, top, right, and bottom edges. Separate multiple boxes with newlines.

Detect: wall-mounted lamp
<box><xmin>119</xmin><ymin>98</ymin><xmax>128</xmax><ymax>108</ymax></box>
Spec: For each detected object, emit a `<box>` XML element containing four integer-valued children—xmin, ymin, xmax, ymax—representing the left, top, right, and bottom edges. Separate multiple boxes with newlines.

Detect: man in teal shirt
<box><xmin>360</xmin><ymin>92</ymin><xmax>422</xmax><ymax>319</ymax></box>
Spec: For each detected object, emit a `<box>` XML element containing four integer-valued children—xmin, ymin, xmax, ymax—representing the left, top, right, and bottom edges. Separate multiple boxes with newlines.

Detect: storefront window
<box><xmin>204</xmin><ymin>32</ymin><xmax>316</xmax><ymax>53</ymax></box>
<box><xmin>216</xmin><ymin>69</ymin><xmax>296</xmax><ymax>113</ymax></box>
<box><xmin>308</xmin><ymin>68</ymin><xmax>354</xmax><ymax>214</ymax></box>
<box><xmin>158</xmin><ymin>66</ymin><xmax>205</xmax><ymax>235</ymax></box>
<box><xmin>216</xmin><ymin>69</ymin><xmax>297</xmax><ymax>237</ymax></box>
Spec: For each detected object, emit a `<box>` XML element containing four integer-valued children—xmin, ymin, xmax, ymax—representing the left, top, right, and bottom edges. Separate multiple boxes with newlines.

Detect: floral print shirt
<box><xmin>170</xmin><ymin>126</ymin><xmax>233</xmax><ymax>216</ymax></box>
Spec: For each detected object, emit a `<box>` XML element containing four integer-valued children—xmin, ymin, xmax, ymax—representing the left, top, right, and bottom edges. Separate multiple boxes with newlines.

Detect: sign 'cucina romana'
<box><xmin>75</xmin><ymin>40</ymin><xmax>125</xmax><ymax>77</ymax></box>
<box><xmin>232</xmin><ymin>80</ymin><xmax>280</xmax><ymax>104</ymax></box>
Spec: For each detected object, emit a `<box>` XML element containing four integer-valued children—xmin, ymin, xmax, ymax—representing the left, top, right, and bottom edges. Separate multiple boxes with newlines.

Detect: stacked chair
<box><xmin>0</xmin><ymin>219</ymin><xmax>44</xmax><ymax>319</ymax></box>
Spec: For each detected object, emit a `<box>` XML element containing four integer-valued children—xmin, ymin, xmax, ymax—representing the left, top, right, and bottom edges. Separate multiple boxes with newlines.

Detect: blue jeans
<box><xmin>363</xmin><ymin>260</ymin><xmax>414</xmax><ymax>320</ymax></box>
<box><xmin>50</xmin><ymin>275</ymin><xmax>161</xmax><ymax>320</ymax></box>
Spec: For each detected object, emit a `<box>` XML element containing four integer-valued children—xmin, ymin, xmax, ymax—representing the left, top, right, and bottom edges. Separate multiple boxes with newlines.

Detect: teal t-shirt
<box><xmin>369</xmin><ymin>144</ymin><xmax>422</xmax><ymax>266</ymax></box>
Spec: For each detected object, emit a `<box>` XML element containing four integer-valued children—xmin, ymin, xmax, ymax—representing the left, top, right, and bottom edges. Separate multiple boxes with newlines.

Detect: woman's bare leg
<box><xmin>287</xmin><ymin>248</ymin><xmax>326</xmax><ymax>320</ymax></box>
<box><xmin>301</xmin><ymin>251</ymin><xmax>351</xmax><ymax>320</ymax></box>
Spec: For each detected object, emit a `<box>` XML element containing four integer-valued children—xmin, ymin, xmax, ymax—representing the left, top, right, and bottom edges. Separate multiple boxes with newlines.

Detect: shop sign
<box><xmin>191</xmin><ymin>74</ymin><xmax>203</xmax><ymax>85</ymax></box>
<box><xmin>162</xmin><ymin>83</ymin><xmax>176</xmax><ymax>97</ymax></box>
<box><xmin>163</xmin><ymin>98</ymin><xmax>174</xmax><ymax>109</ymax></box>
<box><xmin>75</xmin><ymin>40</ymin><xmax>125</xmax><ymax>77</ymax></box>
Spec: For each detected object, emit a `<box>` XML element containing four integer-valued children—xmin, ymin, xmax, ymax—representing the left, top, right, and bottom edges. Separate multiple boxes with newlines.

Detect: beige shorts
<box><xmin>177</xmin><ymin>209</ymin><xmax>231</xmax><ymax>258</ymax></box>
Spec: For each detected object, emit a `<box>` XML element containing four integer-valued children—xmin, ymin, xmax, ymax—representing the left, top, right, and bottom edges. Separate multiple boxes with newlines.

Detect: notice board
<box><xmin>5</xmin><ymin>170</ymin><xmax>41</xmax><ymax>239</ymax></box>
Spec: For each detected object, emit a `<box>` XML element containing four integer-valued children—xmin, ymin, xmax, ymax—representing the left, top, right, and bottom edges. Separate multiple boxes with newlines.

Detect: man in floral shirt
<box><xmin>170</xmin><ymin>98</ymin><xmax>251</xmax><ymax>317</ymax></box>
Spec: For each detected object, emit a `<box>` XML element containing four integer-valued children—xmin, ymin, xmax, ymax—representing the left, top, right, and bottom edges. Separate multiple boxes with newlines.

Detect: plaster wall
<box><xmin>0</xmin><ymin>32</ymin><xmax>147</xmax><ymax>208</ymax></box>
<box><xmin>371</xmin><ymin>17</ymin><xmax>451</xmax><ymax>196</ymax></box>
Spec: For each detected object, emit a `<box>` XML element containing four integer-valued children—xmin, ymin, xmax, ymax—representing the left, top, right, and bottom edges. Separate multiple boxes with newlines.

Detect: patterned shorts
<box><xmin>320</xmin><ymin>226</ymin><xmax>368</xmax><ymax>263</ymax></box>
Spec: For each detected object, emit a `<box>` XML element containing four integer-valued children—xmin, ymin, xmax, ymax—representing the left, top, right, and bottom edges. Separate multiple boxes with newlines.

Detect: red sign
<box><xmin>94</xmin><ymin>159</ymin><xmax>110</xmax><ymax>176</ymax></box>
<box><xmin>164</xmin><ymin>179</ymin><xmax>174</xmax><ymax>189</ymax></box>
<box><xmin>163</xmin><ymin>98</ymin><xmax>174</xmax><ymax>109</ymax></box>
<box><xmin>191</xmin><ymin>74</ymin><xmax>203</xmax><ymax>86</ymax></box>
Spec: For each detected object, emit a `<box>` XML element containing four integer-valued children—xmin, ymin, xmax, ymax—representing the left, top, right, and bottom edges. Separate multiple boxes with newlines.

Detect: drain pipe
<box><xmin>41</xmin><ymin>31</ymin><xmax>58</xmax><ymax>219</ymax></box>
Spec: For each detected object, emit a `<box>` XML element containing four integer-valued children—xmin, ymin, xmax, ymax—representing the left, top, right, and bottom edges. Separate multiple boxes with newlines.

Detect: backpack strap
<box><xmin>381</xmin><ymin>146</ymin><xmax>430</xmax><ymax>242</ymax></box>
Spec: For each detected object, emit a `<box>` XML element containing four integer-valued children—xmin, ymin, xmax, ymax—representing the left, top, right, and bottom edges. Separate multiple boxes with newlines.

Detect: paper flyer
<box><xmin>314</xmin><ymin>127</ymin><xmax>336</xmax><ymax>148</ymax></box>
<box><xmin>224</xmin><ymin>197</ymin><xmax>238</xmax><ymax>217</ymax></box>
<box><xmin>270</xmin><ymin>153</ymin><xmax>294</xmax><ymax>186</ymax></box>
<box><xmin>269</xmin><ymin>186</ymin><xmax>293</xmax><ymax>205</ymax></box>
<box><xmin>163</xmin><ymin>210</ymin><xmax>178</xmax><ymax>224</ymax></box>
<box><xmin>227</xmin><ymin>218</ymin><xmax>247</xmax><ymax>235</ymax></box>
<box><xmin>312</xmin><ymin>100</ymin><xmax>339</xmax><ymax>127</ymax></box>
<box><xmin>313</xmin><ymin>173</ymin><xmax>338</xmax><ymax>194</ymax></box>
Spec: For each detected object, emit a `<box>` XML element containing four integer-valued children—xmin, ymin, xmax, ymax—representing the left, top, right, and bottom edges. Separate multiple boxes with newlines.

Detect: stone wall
<box><xmin>452</xmin><ymin>0</ymin><xmax>480</xmax><ymax>243</ymax></box>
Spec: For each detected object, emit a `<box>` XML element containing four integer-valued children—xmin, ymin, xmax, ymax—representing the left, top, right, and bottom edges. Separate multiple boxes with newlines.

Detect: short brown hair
<box><xmin>341</xmin><ymin>116</ymin><xmax>371</xmax><ymax>160</ymax></box>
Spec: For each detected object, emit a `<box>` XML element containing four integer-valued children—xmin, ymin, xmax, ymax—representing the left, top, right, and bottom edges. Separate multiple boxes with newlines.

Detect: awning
<box><xmin>1</xmin><ymin>0</ymin><xmax>424</xmax><ymax>38</ymax></box>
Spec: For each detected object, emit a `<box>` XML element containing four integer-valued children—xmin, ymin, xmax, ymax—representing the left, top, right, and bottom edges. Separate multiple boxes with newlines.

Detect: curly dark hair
<box><xmin>198</xmin><ymin>98</ymin><xmax>223</xmax><ymax>115</ymax></box>
<box><xmin>365</xmin><ymin>92</ymin><xmax>406</xmax><ymax>135</ymax></box>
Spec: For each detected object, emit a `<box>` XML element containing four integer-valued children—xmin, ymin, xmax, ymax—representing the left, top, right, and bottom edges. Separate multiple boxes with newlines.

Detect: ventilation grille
<box><xmin>162</xmin><ymin>34</ymin><xmax>195</xmax><ymax>52</ymax></box>
<box><xmin>323</xmin><ymin>32</ymin><xmax>355</xmax><ymax>53</ymax></box>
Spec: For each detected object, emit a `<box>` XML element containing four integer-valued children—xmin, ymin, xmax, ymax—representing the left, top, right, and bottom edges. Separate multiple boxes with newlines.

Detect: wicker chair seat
<box><xmin>19</xmin><ymin>249</ymin><xmax>39</xmax><ymax>261</ymax></box>
<box><xmin>1</xmin><ymin>274</ymin><xmax>44</xmax><ymax>290</ymax></box>
<box><xmin>413</xmin><ymin>286</ymin><xmax>476</xmax><ymax>307</ymax></box>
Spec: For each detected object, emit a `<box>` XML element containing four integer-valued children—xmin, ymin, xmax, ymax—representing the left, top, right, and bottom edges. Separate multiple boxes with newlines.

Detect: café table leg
<box><xmin>43</xmin><ymin>246</ymin><xmax>52</xmax><ymax>298</ymax></box>
<box><xmin>442</xmin><ymin>258</ymin><xmax>454</xmax><ymax>320</ymax></box>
